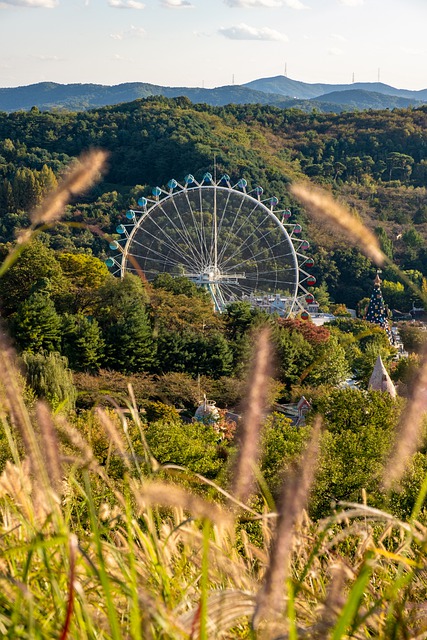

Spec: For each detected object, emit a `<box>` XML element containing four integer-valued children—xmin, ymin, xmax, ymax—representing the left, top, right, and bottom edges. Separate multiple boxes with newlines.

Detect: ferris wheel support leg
<box><xmin>208</xmin><ymin>283</ymin><xmax>226</xmax><ymax>314</ymax></box>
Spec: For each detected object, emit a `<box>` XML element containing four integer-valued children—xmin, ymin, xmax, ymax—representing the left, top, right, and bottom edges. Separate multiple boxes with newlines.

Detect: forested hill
<box><xmin>1</xmin><ymin>77</ymin><xmax>426</xmax><ymax>113</ymax></box>
<box><xmin>0</xmin><ymin>97</ymin><xmax>427</xmax><ymax>308</ymax></box>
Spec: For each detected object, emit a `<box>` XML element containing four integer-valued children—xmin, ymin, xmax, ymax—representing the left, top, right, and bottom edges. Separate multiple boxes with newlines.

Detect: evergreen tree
<box><xmin>0</xmin><ymin>179</ymin><xmax>15</xmax><ymax>214</ymax></box>
<box><xmin>62</xmin><ymin>313</ymin><xmax>105</xmax><ymax>372</ymax></box>
<box><xmin>37</xmin><ymin>164</ymin><xmax>58</xmax><ymax>198</ymax></box>
<box><xmin>12</xmin><ymin>291</ymin><xmax>62</xmax><ymax>354</ymax></box>
<box><xmin>103</xmin><ymin>297</ymin><xmax>155</xmax><ymax>373</ymax></box>
<box><xmin>13</xmin><ymin>167</ymin><xmax>41</xmax><ymax>210</ymax></box>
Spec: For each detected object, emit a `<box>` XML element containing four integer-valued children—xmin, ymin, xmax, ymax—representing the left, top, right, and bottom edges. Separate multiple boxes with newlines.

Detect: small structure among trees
<box><xmin>368</xmin><ymin>355</ymin><xmax>396</xmax><ymax>398</ymax></box>
<box><xmin>365</xmin><ymin>271</ymin><xmax>393</xmax><ymax>343</ymax></box>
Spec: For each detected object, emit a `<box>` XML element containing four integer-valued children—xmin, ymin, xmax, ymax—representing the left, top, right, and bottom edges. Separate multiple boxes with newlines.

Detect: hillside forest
<box><xmin>1</xmin><ymin>96</ymin><xmax>427</xmax><ymax>636</ymax></box>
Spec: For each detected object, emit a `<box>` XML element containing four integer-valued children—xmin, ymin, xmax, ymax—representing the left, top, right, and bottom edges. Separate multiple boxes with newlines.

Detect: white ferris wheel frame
<box><xmin>106</xmin><ymin>174</ymin><xmax>316</xmax><ymax>317</ymax></box>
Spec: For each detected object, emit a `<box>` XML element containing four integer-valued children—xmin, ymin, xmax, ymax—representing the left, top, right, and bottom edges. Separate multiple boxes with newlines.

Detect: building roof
<box><xmin>368</xmin><ymin>355</ymin><xmax>396</xmax><ymax>398</ymax></box>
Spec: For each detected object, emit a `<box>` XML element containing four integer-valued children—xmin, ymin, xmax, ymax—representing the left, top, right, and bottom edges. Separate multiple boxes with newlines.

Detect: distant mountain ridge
<box><xmin>243</xmin><ymin>75</ymin><xmax>427</xmax><ymax>101</ymax></box>
<box><xmin>0</xmin><ymin>76</ymin><xmax>425</xmax><ymax>113</ymax></box>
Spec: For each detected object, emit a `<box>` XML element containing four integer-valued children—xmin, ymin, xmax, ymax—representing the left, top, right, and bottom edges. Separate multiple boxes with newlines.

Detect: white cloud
<box><xmin>283</xmin><ymin>0</ymin><xmax>306</xmax><ymax>8</ymax></box>
<box><xmin>0</xmin><ymin>0</ymin><xmax>58</xmax><ymax>7</ymax></box>
<box><xmin>225</xmin><ymin>0</ymin><xmax>283</xmax><ymax>7</ymax></box>
<box><xmin>219</xmin><ymin>22</ymin><xmax>287</xmax><ymax>41</ymax></box>
<box><xmin>113</xmin><ymin>53</ymin><xmax>135</xmax><ymax>61</ymax></box>
<box><xmin>224</xmin><ymin>0</ymin><xmax>307</xmax><ymax>7</ymax></box>
<box><xmin>110</xmin><ymin>25</ymin><xmax>146</xmax><ymax>39</ymax></box>
<box><xmin>109</xmin><ymin>0</ymin><xmax>145</xmax><ymax>8</ymax></box>
<box><xmin>328</xmin><ymin>47</ymin><xmax>343</xmax><ymax>56</ymax></box>
<box><xmin>160</xmin><ymin>0</ymin><xmax>194</xmax><ymax>8</ymax></box>
<box><xmin>401</xmin><ymin>46</ymin><xmax>425</xmax><ymax>55</ymax></box>
<box><xmin>337</xmin><ymin>0</ymin><xmax>364</xmax><ymax>5</ymax></box>
<box><xmin>31</xmin><ymin>54</ymin><xmax>62</xmax><ymax>60</ymax></box>
<box><xmin>330</xmin><ymin>33</ymin><xmax>346</xmax><ymax>41</ymax></box>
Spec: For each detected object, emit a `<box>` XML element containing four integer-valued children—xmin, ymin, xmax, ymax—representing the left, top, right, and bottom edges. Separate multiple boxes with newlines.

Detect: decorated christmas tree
<box><xmin>365</xmin><ymin>271</ymin><xmax>393</xmax><ymax>343</ymax></box>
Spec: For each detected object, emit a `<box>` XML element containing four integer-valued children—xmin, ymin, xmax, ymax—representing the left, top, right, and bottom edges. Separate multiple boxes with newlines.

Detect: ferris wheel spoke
<box><xmin>221</xmin><ymin>225</ymin><xmax>293</xmax><ymax>271</ymax></box>
<box><xmin>129</xmin><ymin>234</ymin><xmax>200</xmax><ymax>273</ymax></box>
<box><xmin>183</xmin><ymin>190</ymin><xmax>211</xmax><ymax>266</ymax></box>
<box><xmin>220</xmin><ymin>216</ymin><xmax>280</xmax><ymax>270</ymax></box>
<box><xmin>136</xmin><ymin>214</ymin><xmax>203</xmax><ymax>271</ymax></box>
<box><xmin>170</xmin><ymin>192</ymin><xmax>206</xmax><ymax>265</ymax></box>
<box><xmin>134</xmin><ymin>217</ymin><xmax>194</xmax><ymax>263</ymax></box>
<box><xmin>216</xmin><ymin>195</ymin><xmax>248</xmax><ymax>264</ymax></box>
<box><xmin>130</xmin><ymin>233</ymin><xmax>198</xmax><ymax>274</ymax></box>
<box><xmin>197</xmin><ymin>188</ymin><xmax>211</xmax><ymax>267</ymax></box>
<box><xmin>220</xmin><ymin>234</ymin><xmax>293</xmax><ymax>273</ymax></box>
<box><xmin>218</xmin><ymin>199</ymin><xmax>271</xmax><ymax>264</ymax></box>
<box><xmin>155</xmin><ymin>200</ymin><xmax>205</xmax><ymax>269</ymax></box>
<box><xmin>127</xmin><ymin>248</ymin><xmax>195</xmax><ymax>274</ymax></box>
<box><xmin>216</xmin><ymin>190</ymin><xmax>233</xmax><ymax>241</ymax></box>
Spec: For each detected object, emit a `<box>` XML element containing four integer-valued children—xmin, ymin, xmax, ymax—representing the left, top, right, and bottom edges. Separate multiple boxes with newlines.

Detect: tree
<box><xmin>386</xmin><ymin>152</ymin><xmax>414</xmax><ymax>181</ymax></box>
<box><xmin>13</xmin><ymin>167</ymin><xmax>41</xmax><ymax>210</ymax></box>
<box><xmin>0</xmin><ymin>241</ymin><xmax>66</xmax><ymax>317</ymax></box>
<box><xmin>276</xmin><ymin>328</ymin><xmax>314</xmax><ymax>389</ymax></box>
<box><xmin>103</xmin><ymin>297</ymin><xmax>155</xmax><ymax>373</ymax></box>
<box><xmin>56</xmin><ymin>252</ymin><xmax>112</xmax><ymax>314</ymax></box>
<box><xmin>37</xmin><ymin>164</ymin><xmax>58</xmax><ymax>198</ymax></box>
<box><xmin>12</xmin><ymin>291</ymin><xmax>61</xmax><ymax>354</ymax></box>
<box><xmin>309</xmin><ymin>388</ymin><xmax>401</xmax><ymax>519</ymax></box>
<box><xmin>152</xmin><ymin>273</ymin><xmax>207</xmax><ymax>298</ymax></box>
<box><xmin>260</xmin><ymin>412</ymin><xmax>310</xmax><ymax>498</ymax></box>
<box><xmin>22</xmin><ymin>351</ymin><xmax>77</xmax><ymax>410</ymax></box>
<box><xmin>61</xmin><ymin>313</ymin><xmax>105</xmax><ymax>372</ymax></box>
<box><xmin>156</xmin><ymin>329</ymin><xmax>234</xmax><ymax>378</ymax></box>
<box><xmin>145</xmin><ymin>415</ymin><xmax>227</xmax><ymax>479</ymax></box>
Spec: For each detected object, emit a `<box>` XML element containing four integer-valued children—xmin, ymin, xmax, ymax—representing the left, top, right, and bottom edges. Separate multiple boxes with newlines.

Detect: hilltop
<box><xmin>0</xmin><ymin>75</ymin><xmax>426</xmax><ymax>113</ymax></box>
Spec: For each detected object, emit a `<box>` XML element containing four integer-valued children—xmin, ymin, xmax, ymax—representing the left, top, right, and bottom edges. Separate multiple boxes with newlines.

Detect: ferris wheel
<box><xmin>105</xmin><ymin>173</ymin><xmax>316</xmax><ymax>316</ymax></box>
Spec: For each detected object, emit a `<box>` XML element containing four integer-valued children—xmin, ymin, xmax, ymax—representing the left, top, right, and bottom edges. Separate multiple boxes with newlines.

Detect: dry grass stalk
<box><xmin>232</xmin><ymin>326</ymin><xmax>272</xmax><ymax>504</ymax></box>
<box><xmin>35</xmin><ymin>401</ymin><xmax>63</xmax><ymax>495</ymax></box>
<box><xmin>178</xmin><ymin>589</ymin><xmax>256</xmax><ymax>637</ymax></box>
<box><xmin>313</xmin><ymin>562</ymin><xmax>348</xmax><ymax>637</ymax></box>
<box><xmin>31</xmin><ymin>149</ymin><xmax>108</xmax><ymax>226</ymax></box>
<box><xmin>290</xmin><ymin>182</ymin><xmax>385</xmax><ymax>266</ymax></box>
<box><xmin>55</xmin><ymin>415</ymin><xmax>98</xmax><ymax>470</ymax></box>
<box><xmin>95</xmin><ymin>407</ymin><xmax>132</xmax><ymax>471</ymax></box>
<box><xmin>254</xmin><ymin>416</ymin><xmax>322</xmax><ymax>624</ymax></box>
<box><xmin>384</xmin><ymin>344</ymin><xmax>427</xmax><ymax>489</ymax></box>
<box><xmin>0</xmin><ymin>330</ymin><xmax>41</xmax><ymax>475</ymax></box>
<box><xmin>132</xmin><ymin>479</ymin><xmax>233</xmax><ymax>531</ymax></box>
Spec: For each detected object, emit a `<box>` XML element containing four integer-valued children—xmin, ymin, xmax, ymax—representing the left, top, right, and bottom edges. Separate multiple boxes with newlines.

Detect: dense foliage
<box><xmin>0</xmin><ymin>98</ymin><xmax>426</xmax><ymax>309</ymax></box>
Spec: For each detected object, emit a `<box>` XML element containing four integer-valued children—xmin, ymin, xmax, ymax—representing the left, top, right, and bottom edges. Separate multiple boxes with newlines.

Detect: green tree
<box><xmin>13</xmin><ymin>167</ymin><xmax>41</xmax><ymax>210</ymax></box>
<box><xmin>61</xmin><ymin>313</ymin><xmax>105</xmax><ymax>372</ymax></box>
<box><xmin>145</xmin><ymin>416</ymin><xmax>227</xmax><ymax>479</ymax></box>
<box><xmin>260</xmin><ymin>412</ymin><xmax>310</xmax><ymax>498</ymax></box>
<box><xmin>103</xmin><ymin>297</ymin><xmax>155</xmax><ymax>373</ymax></box>
<box><xmin>0</xmin><ymin>241</ymin><xmax>66</xmax><ymax>317</ymax></box>
<box><xmin>22</xmin><ymin>351</ymin><xmax>77</xmax><ymax>410</ymax></box>
<box><xmin>56</xmin><ymin>252</ymin><xmax>112</xmax><ymax>314</ymax></box>
<box><xmin>309</xmin><ymin>388</ymin><xmax>401</xmax><ymax>519</ymax></box>
<box><xmin>37</xmin><ymin>164</ymin><xmax>58</xmax><ymax>198</ymax></box>
<box><xmin>12</xmin><ymin>291</ymin><xmax>61</xmax><ymax>354</ymax></box>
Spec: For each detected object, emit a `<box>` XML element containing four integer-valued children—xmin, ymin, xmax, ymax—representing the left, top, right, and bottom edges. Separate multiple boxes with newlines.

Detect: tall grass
<box><xmin>1</xmin><ymin>160</ymin><xmax>427</xmax><ymax>638</ymax></box>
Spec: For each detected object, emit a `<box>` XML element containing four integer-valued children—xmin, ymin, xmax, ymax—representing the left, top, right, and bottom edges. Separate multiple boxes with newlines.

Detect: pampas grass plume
<box><xmin>290</xmin><ymin>182</ymin><xmax>385</xmax><ymax>266</ymax></box>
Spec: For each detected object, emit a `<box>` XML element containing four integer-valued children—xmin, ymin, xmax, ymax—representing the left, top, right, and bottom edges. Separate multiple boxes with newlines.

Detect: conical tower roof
<box><xmin>365</xmin><ymin>271</ymin><xmax>393</xmax><ymax>343</ymax></box>
<box><xmin>368</xmin><ymin>355</ymin><xmax>396</xmax><ymax>397</ymax></box>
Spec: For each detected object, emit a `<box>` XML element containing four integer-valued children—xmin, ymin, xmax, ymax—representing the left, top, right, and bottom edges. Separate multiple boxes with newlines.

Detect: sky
<box><xmin>0</xmin><ymin>0</ymin><xmax>426</xmax><ymax>91</ymax></box>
